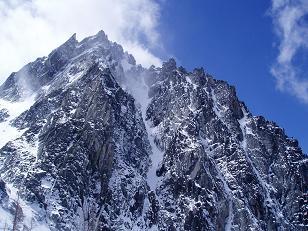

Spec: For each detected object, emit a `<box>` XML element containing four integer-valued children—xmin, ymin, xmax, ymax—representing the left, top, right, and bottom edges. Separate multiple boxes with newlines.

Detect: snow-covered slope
<box><xmin>0</xmin><ymin>31</ymin><xmax>307</xmax><ymax>231</ymax></box>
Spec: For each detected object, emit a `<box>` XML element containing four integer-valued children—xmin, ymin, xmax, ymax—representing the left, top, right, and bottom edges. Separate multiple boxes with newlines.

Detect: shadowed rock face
<box><xmin>0</xmin><ymin>31</ymin><xmax>307</xmax><ymax>231</ymax></box>
<box><xmin>145</xmin><ymin>60</ymin><xmax>307</xmax><ymax>230</ymax></box>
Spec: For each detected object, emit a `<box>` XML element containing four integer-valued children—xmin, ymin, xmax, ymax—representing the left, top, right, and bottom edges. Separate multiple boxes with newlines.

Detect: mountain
<box><xmin>0</xmin><ymin>31</ymin><xmax>307</xmax><ymax>231</ymax></box>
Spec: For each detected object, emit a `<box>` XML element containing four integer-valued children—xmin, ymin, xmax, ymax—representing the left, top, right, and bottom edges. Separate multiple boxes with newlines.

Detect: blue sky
<box><xmin>155</xmin><ymin>0</ymin><xmax>308</xmax><ymax>153</ymax></box>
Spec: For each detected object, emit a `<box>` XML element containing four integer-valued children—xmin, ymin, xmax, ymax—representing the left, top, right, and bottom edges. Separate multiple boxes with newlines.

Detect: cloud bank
<box><xmin>0</xmin><ymin>0</ymin><xmax>162</xmax><ymax>84</ymax></box>
<box><xmin>271</xmin><ymin>0</ymin><xmax>308</xmax><ymax>103</ymax></box>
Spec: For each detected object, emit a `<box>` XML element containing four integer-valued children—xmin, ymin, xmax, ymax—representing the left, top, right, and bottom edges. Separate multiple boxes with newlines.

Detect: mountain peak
<box><xmin>0</xmin><ymin>31</ymin><xmax>306</xmax><ymax>231</ymax></box>
<box><xmin>59</xmin><ymin>32</ymin><xmax>78</xmax><ymax>49</ymax></box>
<box><xmin>162</xmin><ymin>58</ymin><xmax>177</xmax><ymax>72</ymax></box>
<box><xmin>68</xmin><ymin>33</ymin><xmax>77</xmax><ymax>42</ymax></box>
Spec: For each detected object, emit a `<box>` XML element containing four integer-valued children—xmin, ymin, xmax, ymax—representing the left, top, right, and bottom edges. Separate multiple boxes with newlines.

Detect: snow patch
<box><xmin>200</xmin><ymin>137</ymin><xmax>234</xmax><ymax>231</ymax></box>
<box><xmin>0</xmin><ymin>95</ymin><xmax>36</xmax><ymax>149</ymax></box>
<box><xmin>145</xmin><ymin>124</ymin><xmax>164</xmax><ymax>190</ymax></box>
<box><xmin>68</xmin><ymin>68</ymin><xmax>87</xmax><ymax>84</ymax></box>
<box><xmin>124</xmin><ymin>72</ymin><xmax>164</xmax><ymax>191</ymax></box>
<box><xmin>211</xmin><ymin>89</ymin><xmax>227</xmax><ymax>119</ymax></box>
<box><xmin>0</xmin><ymin>183</ymin><xmax>50</xmax><ymax>231</ymax></box>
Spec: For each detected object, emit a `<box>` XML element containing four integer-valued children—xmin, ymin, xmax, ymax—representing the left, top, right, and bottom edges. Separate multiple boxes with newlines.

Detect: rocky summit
<box><xmin>0</xmin><ymin>31</ymin><xmax>307</xmax><ymax>231</ymax></box>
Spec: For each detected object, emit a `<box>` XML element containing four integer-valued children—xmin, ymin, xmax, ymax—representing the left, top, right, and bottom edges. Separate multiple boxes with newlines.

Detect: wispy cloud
<box><xmin>0</xmin><ymin>0</ymin><xmax>163</xmax><ymax>84</ymax></box>
<box><xmin>271</xmin><ymin>0</ymin><xmax>308</xmax><ymax>103</ymax></box>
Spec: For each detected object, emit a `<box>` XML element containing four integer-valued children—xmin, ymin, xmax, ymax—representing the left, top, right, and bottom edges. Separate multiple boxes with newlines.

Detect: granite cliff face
<box><xmin>0</xmin><ymin>31</ymin><xmax>307</xmax><ymax>231</ymax></box>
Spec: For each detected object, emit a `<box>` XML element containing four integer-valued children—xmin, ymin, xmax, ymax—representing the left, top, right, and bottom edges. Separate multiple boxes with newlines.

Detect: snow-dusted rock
<box><xmin>0</xmin><ymin>31</ymin><xmax>307</xmax><ymax>231</ymax></box>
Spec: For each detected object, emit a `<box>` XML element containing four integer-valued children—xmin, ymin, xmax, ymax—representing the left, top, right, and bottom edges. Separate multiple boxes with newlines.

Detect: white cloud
<box><xmin>271</xmin><ymin>0</ymin><xmax>308</xmax><ymax>103</ymax></box>
<box><xmin>0</xmin><ymin>0</ymin><xmax>162</xmax><ymax>84</ymax></box>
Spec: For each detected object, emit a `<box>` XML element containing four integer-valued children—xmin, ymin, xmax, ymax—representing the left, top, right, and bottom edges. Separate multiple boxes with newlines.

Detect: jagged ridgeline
<box><xmin>0</xmin><ymin>31</ymin><xmax>307</xmax><ymax>231</ymax></box>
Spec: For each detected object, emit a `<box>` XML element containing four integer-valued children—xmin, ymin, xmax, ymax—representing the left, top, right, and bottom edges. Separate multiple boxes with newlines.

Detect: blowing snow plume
<box><xmin>0</xmin><ymin>0</ymin><xmax>162</xmax><ymax>84</ymax></box>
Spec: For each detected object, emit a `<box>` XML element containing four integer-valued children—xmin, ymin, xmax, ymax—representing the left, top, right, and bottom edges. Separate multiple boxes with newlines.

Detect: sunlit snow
<box><xmin>0</xmin><ymin>95</ymin><xmax>36</xmax><ymax>149</ymax></box>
